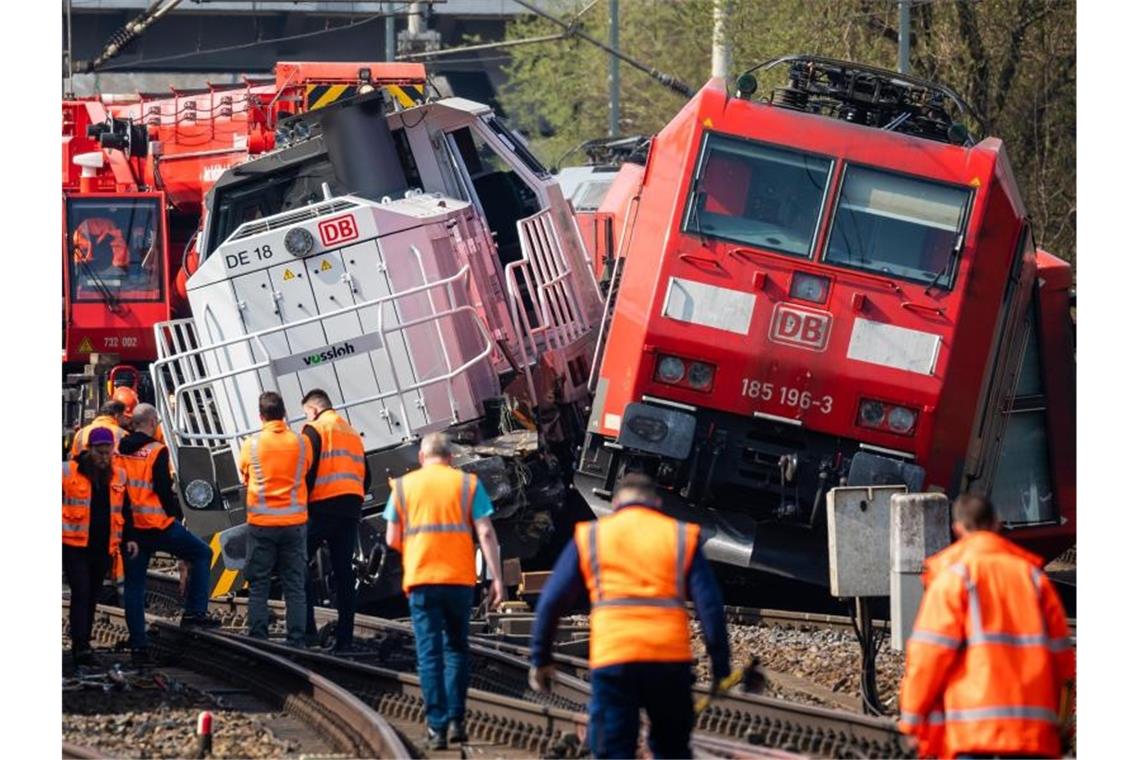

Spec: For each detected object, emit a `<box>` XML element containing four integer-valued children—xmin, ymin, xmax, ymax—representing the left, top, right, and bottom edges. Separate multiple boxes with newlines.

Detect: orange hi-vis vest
<box><xmin>898</xmin><ymin>531</ymin><xmax>1075</xmax><ymax>759</ymax></box>
<box><xmin>63</xmin><ymin>460</ymin><xmax>126</xmax><ymax>553</ymax></box>
<box><xmin>73</xmin><ymin>218</ymin><xmax>129</xmax><ymax>267</ymax></box>
<box><xmin>308</xmin><ymin>411</ymin><xmax>366</xmax><ymax>502</ymax></box>
<box><xmin>390</xmin><ymin>464</ymin><xmax>478</xmax><ymax>592</ymax></box>
<box><xmin>119</xmin><ymin>441</ymin><xmax>175</xmax><ymax>531</ymax></box>
<box><xmin>239</xmin><ymin>421</ymin><xmax>311</xmax><ymax>527</ymax></box>
<box><xmin>575</xmin><ymin>505</ymin><xmax>700</xmax><ymax>669</ymax></box>
<box><xmin>71</xmin><ymin>416</ymin><xmax>125</xmax><ymax>457</ymax></box>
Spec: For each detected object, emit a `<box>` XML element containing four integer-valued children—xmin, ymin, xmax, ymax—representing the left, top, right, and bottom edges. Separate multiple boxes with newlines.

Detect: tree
<box><xmin>499</xmin><ymin>0</ymin><xmax>1076</xmax><ymax>264</ymax></box>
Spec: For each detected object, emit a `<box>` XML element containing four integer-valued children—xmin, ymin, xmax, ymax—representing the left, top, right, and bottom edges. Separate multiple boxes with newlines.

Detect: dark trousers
<box><xmin>305</xmin><ymin>509</ymin><xmax>360</xmax><ymax>649</ymax></box>
<box><xmin>588</xmin><ymin>661</ymin><xmax>695</xmax><ymax>759</ymax></box>
<box><xmin>63</xmin><ymin>544</ymin><xmax>111</xmax><ymax>653</ymax></box>
<box><xmin>123</xmin><ymin>522</ymin><xmax>212</xmax><ymax>648</ymax></box>
<box><xmin>246</xmin><ymin>524</ymin><xmax>308</xmax><ymax>646</ymax></box>
<box><xmin>408</xmin><ymin>584</ymin><xmax>474</xmax><ymax>731</ymax></box>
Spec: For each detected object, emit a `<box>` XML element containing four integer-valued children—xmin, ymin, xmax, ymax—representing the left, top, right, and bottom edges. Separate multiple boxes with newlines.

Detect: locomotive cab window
<box><xmin>683</xmin><ymin>133</ymin><xmax>832</xmax><ymax>258</ymax></box>
<box><xmin>68</xmin><ymin>197</ymin><xmax>164</xmax><ymax>303</ymax></box>
<box><xmin>824</xmin><ymin>166</ymin><xmax>970</xmax><ymax>287</ymax></box>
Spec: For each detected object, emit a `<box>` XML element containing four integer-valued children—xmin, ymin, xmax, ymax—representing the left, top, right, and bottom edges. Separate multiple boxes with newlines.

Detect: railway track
<box><xmin>143</xmin><ymin>572</ymin><xmax>909</xmax><ymax>757</ymax></box>
<box><xmin>67</xmin><ymin>600</ymin><xmax>408</xmax><ymax>758</ymax></box>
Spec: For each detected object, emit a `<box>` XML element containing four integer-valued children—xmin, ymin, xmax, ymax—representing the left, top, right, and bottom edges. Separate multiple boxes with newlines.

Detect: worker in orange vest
<box><xmin>120</xmin><ymin>404</ymin><xmax>218</xmax><ymax>667</ymax></box>
<box><xmin>63</xmin><ymin>426</ymin><xmax>135</xmax><ymax>670</ymax></box>
<box><xmin>299</xmin><ymin>389</ymin><xmax>371</xmax><ymax>652</ymax></box>
<box><xmin>239</xmin><ymin>391</ymin><xmax>313</xmax><ymax>648</ymax></box>
<box><xmin>529</xmin><ymin>473</ymin><xmax>731</xmax><ymax>758</ymax></box>
<box><xmin>73</xmin><ymin>217</ymin><xmax>130</xmax><ymax>269</ymax></box>
<box><xmin>70</xmin><ymin>400</ymin><xmax>128</xmax><ymax>458</ymax></box>
<box><xmin>384</xmin><ymin>432</ymin><xmax>505</xmax><ymax>751</ymax></box>
<box><xmin>898</xmin><ymin>494</ymin><xmax>1075</xmax><ymax>759</ymax></box>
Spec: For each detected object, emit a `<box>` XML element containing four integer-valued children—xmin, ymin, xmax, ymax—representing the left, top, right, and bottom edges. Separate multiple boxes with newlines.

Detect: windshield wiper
<box><xmin>924</xmin><ymin>233</ymin><xmax>964</xmax><ymax>296</ymax></box>
<box><xmin>76</xmin><ymin>256</ymin><xmax>124</xmax><ymax>314</ymax></box>
<box><xmin>691</xmin><ymin>190</ymin><xmax>711</xmax><ymax>247</ymax></box>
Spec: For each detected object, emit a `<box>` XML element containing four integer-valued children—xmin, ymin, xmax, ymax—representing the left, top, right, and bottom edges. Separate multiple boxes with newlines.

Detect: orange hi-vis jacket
<box><xmin>238</xmin><ymin>421</ymin><xmax>312</xmax><ymax>527</ymax></box>
<box><xmin>71</xmin><ymin>416</ymin><xmax>125</xmax><ymax>457</ymax></box>
<box><xmin>63</xmin><ymin>460</ymin><xmax>126</xmax><ymax>553</ymax></box>
<box><xmin>73</xmin><ymin>218</ymin><xmax>129</xmax><ymax>268</ymax></box>
<box><xmin>389</xmin><ymin>464</ymin><xmax>478</xmax><ymax>592</ymax></box>
<box><xmin>574</xmin><ymin>505</ymin><xmax>701</xmax><ymax>669</ymax></box>
<box><xmin>898</xmin><ymin>531</ymin><xmax>1075</xmax><ymax>759</ymax></box>
<box><xmin>119</xmin><ymin>441</ymin><xmax>175</xmax><ymax>531</ymax></box>
<box><xmin>307</xmin><ymin>411</ymin><xmax>366</xmax><ymax>502</ymax></box>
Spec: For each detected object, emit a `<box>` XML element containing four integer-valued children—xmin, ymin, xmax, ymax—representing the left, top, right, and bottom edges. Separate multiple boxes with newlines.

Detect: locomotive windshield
<box><xmin>684</xmin><ymin>133</ymin><xmax>832</xmax><ymax>258</ymax></box>
<box><xmin>824</xmin><ymin>165</ymin><xmax>970</xmax><ymax>287</ymax></box>
<box><xmin>67</xmin><ymin>197</ymin><xmax>164</xmax><ymax>304</ymax></box>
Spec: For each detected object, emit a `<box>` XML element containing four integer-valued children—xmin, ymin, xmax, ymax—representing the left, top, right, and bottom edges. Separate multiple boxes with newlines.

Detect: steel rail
<box><xmin>144</xmin><ymin>572</ymin><xmax>907</xmax><ymax>757</ymax></box>
<box><xmin>71</xmin><ymin>601</ymin><xmax>409</xmax><ymax>758</ymax></box>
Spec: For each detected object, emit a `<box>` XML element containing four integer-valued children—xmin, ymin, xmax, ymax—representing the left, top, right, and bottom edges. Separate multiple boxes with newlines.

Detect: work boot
<box><xmin>180</xmin><ymin>613</ymin><xmax>222</xmax><ymax>629</ymax></box>
<box><xmin>448</xmin><ymin>719</ymin><xmax>468</xmax><ymax>744</ymax></box>
<box><xmin>426</xmin><ymin>726</ymin><xmax>447</xmax><ymax>751</ymax></box>
<box><xmin>71</xmin><ymin>647</ymin><xmax>100</xmax><ymax>670</ymax></box>
<box><xmin>130</xmin><ymin>649</ymin><xmax>158</xmax><ymax>669</ymax></box>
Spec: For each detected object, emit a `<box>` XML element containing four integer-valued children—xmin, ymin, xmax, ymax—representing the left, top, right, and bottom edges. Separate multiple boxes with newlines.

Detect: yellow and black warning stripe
<box><xmin>304</xmin><ymin>83</ymin><xmax>426</xmax><ymax>112</ymax></box>
<box><xmin>207</xmin><ymin>532</ymin><xmax>244</xmax><ymax>598</ymax></box>
<box><xmin>304</xmin><ymin>83</ymin><xmax>358</xmax><ymax>111</ymax></box>
<box><xmin>387</xmin><ymin>83</ymin><xmax>426</xmax><ymax>109</ymax></box>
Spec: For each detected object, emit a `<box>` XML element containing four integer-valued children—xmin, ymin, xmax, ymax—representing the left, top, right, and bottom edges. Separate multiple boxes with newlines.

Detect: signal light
<box><xmin>654</xmin><ymin>354</ymin><xmax>716</xmax><ymax>392</ymax></box>
<box><xmin>790</xmin><ymin>272</ymin><xmax>830</xmax><ymax>304</ymax></box>
<box><xmin>857</xmin><ymin>398</ymin><xmax>918</xmax><ymax>436</ymax></box>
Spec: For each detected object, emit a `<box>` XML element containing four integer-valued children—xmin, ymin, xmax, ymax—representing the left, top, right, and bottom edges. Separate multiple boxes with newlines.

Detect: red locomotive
<box><xmin>575</xmin><ymin>56</ymin><xmax>1075</xmax><ymax>584</ymax></box>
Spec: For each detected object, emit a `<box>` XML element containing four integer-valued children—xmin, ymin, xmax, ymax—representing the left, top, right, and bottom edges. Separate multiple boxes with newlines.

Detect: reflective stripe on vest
<box><xmin>577</xmin><ymin>508</ymin><xmax>696</xmax><ymax>669</ymax></box>
<box><xmin>394</xmin><ymin>468</ymin><xmax>478</xmax><ymax>590</ymax></box>
<box><xmin>586</xmin><ymin>520</ymin><xmax>688</xmax><ymax>609</ymax></box>
<box><xmin>63</xmin><ymin>461</ymin><xmax>125</xmax><ymax>550</ymax></box>
<box><xmin>309</xmin><ymin>413</ymin><xmax>366</xmax><ymax>502</ymax></box>
<box><xmin>248</xmin><ymin>434</ymin><xmax>306</xmax><ymax>517</ymax></box>
<box><xmin>120</xmin><ymin>442</ymin><xmax>173</xmax><ymax>529</ymax></box>
<box><xmin>944</xmin><ymin>563</ymin><xmax>1072</xmax><ymax>652</ymax></box>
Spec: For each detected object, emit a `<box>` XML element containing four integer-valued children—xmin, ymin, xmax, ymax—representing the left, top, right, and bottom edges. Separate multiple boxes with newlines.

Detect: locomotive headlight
<box><xmin>790</xmin><ymin>272</ymin><xmax>830</xmax><ymax>304</ymax></box>
<box><xmin>858</xmin><ymin>399</ymin><xmax>885</xmax><ymax>427</ymax></box>
<box><xmin>184</xmin><ymin>479</ymin><xmax>215</xmax><ymax>510</ymax></box>
<box><xmin>655</xmin><ymin>355</ymin><xmax>686</xmax><ymax>384</ymax></box>
<box><xmin>887</xmin><ymin>406</ymin><xmax>917</xmax><ymax>434</ymax></box>
<box><xmin>686</xmin><ymin>361</ymin><xmax>715</xmax><ymax>391</ymax></box>
<box><xmin>285</xmin><ymin>227</ymin><xmax>314</xmax><ymax>257</ymax></box>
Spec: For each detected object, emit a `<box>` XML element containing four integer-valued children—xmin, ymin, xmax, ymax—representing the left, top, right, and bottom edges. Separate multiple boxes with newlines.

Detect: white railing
<box><xmin>152</xmin><ymin>265</ymin><xmax>495</xmax><ymax>460</ymax></box>
<box><xmin>505</xmin><ymin>209</ymin><xmax>599</xmax><ymax>400</ymax></box>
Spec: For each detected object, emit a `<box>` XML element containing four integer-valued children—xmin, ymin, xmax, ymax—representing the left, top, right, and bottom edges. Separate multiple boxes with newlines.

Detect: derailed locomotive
<box><xmin>575</xmin><ymin>56</ymin><xmax>1075</xmax><ymax>584</ymax></box>
<box><xmin>151</xmin><ymin>82</ymin><xmax>602</xmax><ymax>603</ymax></box>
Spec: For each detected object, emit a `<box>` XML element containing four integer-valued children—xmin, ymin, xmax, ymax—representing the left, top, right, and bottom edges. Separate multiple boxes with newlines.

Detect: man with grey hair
<box><xmin>120</xmin><ymin>402</ymin><xmax>217</xmax><ymax>667</ymax></box>
<box><xmin>384</xmin><ymin>432</ymin><xmax>505</xmax><ymax>751</ymax></box>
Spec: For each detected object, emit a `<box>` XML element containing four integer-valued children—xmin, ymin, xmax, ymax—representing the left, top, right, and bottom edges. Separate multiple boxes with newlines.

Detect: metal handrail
<box><xmin>153</xmin><ymin>265</ymin><xmax>495</xmax><ymax>448</ymax></box>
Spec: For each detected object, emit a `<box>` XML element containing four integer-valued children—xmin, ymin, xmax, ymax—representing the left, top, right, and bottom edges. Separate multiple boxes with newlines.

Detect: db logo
<box><xmin>769</xmin><ymin>303</ymin><xmax>832</xmax><ymax>351</ymax></box>
<box><xmin>318</xmin><ymin>214</ymin><xmax>359</xmax><ymax>247</ymax></box>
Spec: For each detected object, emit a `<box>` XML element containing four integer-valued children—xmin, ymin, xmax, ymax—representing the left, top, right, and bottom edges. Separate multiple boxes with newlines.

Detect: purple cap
<box><xmin>87</xmin><ymin>427</ymin><xmax>116</xmax><ymax>447</ymax></box>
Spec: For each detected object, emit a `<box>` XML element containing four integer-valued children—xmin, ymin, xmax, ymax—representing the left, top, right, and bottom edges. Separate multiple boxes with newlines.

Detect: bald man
<box><xmin>384</xmin><ymin>433</ymin><xmax>505</xmax><ymax>750</ymax></box>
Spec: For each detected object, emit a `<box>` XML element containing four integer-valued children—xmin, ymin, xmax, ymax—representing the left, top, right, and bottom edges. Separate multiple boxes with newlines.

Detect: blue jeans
<box><xmin>588</xmin><ymin>661</ymin><xmax>695</xmax><ymax>759</ymax></box>
<box><xmin>408</xmin><ymin>584</ymin><xmax>474</xmax><ymax>731</ymax></box>
<box><xmin>246</xmin><ymin>524</ymin><xmax>308</xmax><ymax>647</ymax></box>
<box><xmin>123</xmin><ymin>521</ymin><xmax>212</xmax><ymax>649</ymax></box>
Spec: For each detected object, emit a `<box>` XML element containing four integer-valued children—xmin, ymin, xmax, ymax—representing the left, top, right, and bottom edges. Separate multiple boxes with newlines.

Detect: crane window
<box><xmin>824</xmin><ymin>165</ymin><xmax>970</xmax><ymax>287</ymax></box>
<box><xmin>68</xmin><ymin>197</ymin><xmax>164</xmax><ymax>303</ymax></box>
<box><xmin>683</xmin><ymin>133</ymin><xmax>832</xmax><ymax>258</ymax></box>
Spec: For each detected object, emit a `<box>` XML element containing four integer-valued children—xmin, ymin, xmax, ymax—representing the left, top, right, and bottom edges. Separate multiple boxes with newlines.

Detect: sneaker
<box><xmin>426</xmin><ymin>726</ymin><xmax>447</xmax><ymax>751</ymax></box>
<box><xmin>181</xmin><ymin>613</ymin><xmax>222</xmax><ymax>629</ymax></box>
<box><xmin>448</xmin><ymin>719</ymin><xmax>468</xmax><ymax>743</ymax></box>
<box><xmin>130</xmin><ymin>649</ymin><xmax>158</xmax><ymax>669</ymax></box>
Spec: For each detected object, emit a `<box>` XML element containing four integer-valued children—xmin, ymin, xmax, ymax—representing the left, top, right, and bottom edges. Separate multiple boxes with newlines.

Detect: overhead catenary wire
<box><xmin>97</xmin><ymin>11</ymin><xmax>401</xmax><ymax>71</ymax></box>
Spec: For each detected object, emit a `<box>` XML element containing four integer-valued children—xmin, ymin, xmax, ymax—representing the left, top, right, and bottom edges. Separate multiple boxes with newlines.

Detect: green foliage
<box><xmin>499</xmin><ymin>0</ymin><xmax>1076</xmax><ymax>264</ymax></box>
